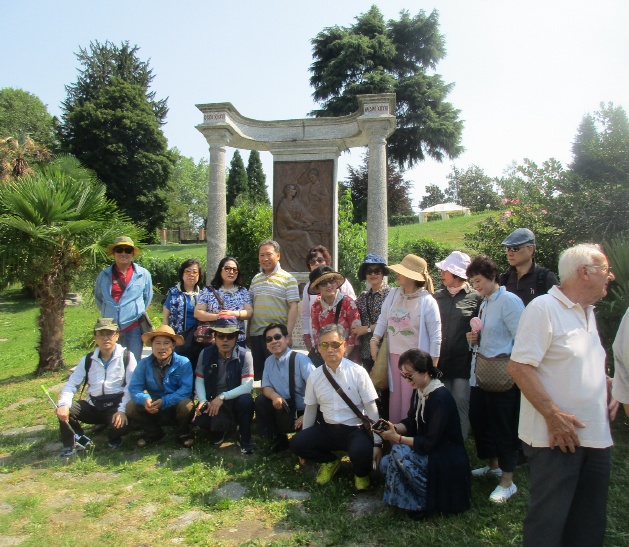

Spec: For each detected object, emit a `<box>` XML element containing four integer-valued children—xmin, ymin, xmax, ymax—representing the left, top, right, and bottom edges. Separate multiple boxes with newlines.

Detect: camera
<box><xmin>371</xmin><ymin>419</ymin><xmax>390</xmax><ymax>432</ymax></box>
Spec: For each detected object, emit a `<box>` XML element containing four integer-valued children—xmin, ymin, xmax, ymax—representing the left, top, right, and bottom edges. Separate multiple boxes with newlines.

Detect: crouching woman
<box><xmin>378</xmin><ymin>349</ymin><xmax>471</xmax><ymax>519</ymax></box>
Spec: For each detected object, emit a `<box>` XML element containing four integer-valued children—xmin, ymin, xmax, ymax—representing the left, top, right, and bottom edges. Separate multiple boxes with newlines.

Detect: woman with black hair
<box><xmin>378</xmin><ymin>349</ymin><xmax>471</xmax><ymax>519</ymax></box>
<box><xmin>194</xmin><ymin>256</ymin><xmax>252</xmax><ymax>347</ymax></box>
<box><xmin>163</xmin><ymin>258</ymin><xmax>204</xmax><ymax>365</ymax></box>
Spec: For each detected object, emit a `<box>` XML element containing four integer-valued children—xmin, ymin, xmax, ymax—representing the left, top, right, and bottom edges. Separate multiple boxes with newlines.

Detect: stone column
<box><xmin>205</xmin><ymin>131</ymin><xmax>231</xmax><ymax>282</ymax></box>
<box><xmin>366</xmin><ymin>121</ymin><xmax>390</xmax><ymax>262</ymax></box>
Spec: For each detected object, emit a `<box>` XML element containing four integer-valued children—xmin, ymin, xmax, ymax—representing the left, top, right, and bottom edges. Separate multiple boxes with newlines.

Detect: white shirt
<box><xmin>304</xmin><ymin>358</ymin><xmax>378</xmax><ymax>426</ymax></box>
<box><xmin>612</xmin><ymin>307</ymin><xmax>629</xmax><ymax>404</ymax></box>
<box><xmin>511</xmin><ymin>286</ymin><xmax>612</xmax><ymax>448</ymax></box>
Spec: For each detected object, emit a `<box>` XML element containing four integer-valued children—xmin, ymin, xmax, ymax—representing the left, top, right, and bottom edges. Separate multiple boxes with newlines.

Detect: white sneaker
<box><xmin>489</xmin><ymin>483</ymin><xmax>517</xmax><ymax>503</ymax></box>
<box><xmin>472</xmin><ymin>465</ymin><xmax>503</xmax><ymax>477</ymax></box>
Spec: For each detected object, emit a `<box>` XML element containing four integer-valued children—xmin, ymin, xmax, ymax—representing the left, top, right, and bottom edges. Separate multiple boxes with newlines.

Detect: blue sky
<box><xmin>2</xmin><ymin>0</ymin><xmax>627</xmax><ymax>210</ymax></box>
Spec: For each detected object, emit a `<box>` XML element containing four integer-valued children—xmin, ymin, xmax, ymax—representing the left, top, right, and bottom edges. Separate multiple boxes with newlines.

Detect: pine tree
<box><xmin>226</xmin><ymin>150</ymin><xmax>248</xmax><ymax>211</ymax></box>
<box><xmin>246</xmin><ymin>150</ymin><xmax>269</xmax><ymax>205</ymax></box>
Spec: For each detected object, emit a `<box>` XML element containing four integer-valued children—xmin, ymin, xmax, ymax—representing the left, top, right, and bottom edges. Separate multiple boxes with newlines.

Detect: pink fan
<box><xmin>470</xmin><ymin>317</ymin><xmax>483</xmax><ymax>333</ymax></box>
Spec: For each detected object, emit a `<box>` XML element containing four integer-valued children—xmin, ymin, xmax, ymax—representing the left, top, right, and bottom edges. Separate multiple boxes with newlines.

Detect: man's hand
<box><xmin>294</xmin><ymin>415</ymin><xmax>304</xmax><ymax>430</ymax></box>
<box><xmin>546</xmin><ymin>409</ymin><xmax>586</xmax><ymax>453</ymax></box>
<box><xmin>144</xmin><ymin>398</ymin><xmax>161</xmax><ymax>414</ymax></box>
<box><xmin>56</xmin><ymin>405</ymin><xmax>70</xmax><ymax>422</ymax></box>
<box><xmin>207</xmin><ymin>397</ymin><xmax>223</xmax><ymax>417</ymax></box>
<box><xmin>608</xmin><ymin>398</ymin><xmax>620</xmax><ymax>421</ymax></box>
<box><xmin>112</xmin><ymin>411</ymin><xmax>128</xmax><ymax>428</ymax></box>
<box><xmin>272</xmin><ymin>396</ymin><xmax>285</xmax><ymax>410</ymax></box>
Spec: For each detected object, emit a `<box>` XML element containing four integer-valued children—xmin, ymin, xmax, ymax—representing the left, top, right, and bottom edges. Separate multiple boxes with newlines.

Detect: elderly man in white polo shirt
<box><xmin>507</xmin><ymin>243</ymin><xmax>618</xmax><ymax>547</ymax></box>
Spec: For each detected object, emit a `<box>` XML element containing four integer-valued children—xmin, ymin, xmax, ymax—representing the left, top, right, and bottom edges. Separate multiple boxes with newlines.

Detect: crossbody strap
<box><xmin>208</xmin><ymin>286</ymin><xmax>225</xmax><ymax>309</ymax></box>
<box><xmin>288</xmin><ymin>351</ymin><xmax>296</xmax><ymax>417</ymax></box>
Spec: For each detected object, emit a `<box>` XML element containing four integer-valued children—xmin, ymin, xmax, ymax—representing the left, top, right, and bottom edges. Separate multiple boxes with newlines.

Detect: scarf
<box><xmin>446</xmin><ymin>282</ymin><xmax>468</xmax><ymax>296</ymax></box>
<box><xmin>415</xmin><ymin>378</ymin><xmax>444</xmax><ymax>424</ymax></box>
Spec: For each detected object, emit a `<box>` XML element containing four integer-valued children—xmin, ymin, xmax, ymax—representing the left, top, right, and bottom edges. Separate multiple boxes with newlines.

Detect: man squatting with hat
<box><xmin>126</xmin><ymin>325</ymin><xmax>195</xmax><ymax>447</ymax></box>
<box><xmin>56</xmin><ymin>318</ymin><xmax>137</xmax><ymax>456</ymax></box>
<box><xmin>499</xmin><ymin>228</ymin><xmax>558</xmax><ymax>306</ymax></box>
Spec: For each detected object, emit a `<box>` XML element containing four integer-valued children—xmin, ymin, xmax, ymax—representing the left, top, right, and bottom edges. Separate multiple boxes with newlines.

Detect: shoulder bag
<box><xmin>195</xmin><ymin>287</ymin><xmax>223</xmax><ymax>345</ymax></box>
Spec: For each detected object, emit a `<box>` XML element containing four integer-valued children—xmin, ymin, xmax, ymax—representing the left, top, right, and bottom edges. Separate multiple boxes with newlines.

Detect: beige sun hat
<box><xmin>106</xmin><ymin>236</ymin><xmax>141</xmax><ymax>257</ymax></box>
<box><xmin>141</xmin><ymin>324</ymin><xmax>185</xmax><ymax>346</ymax></box>
<box><xmin>388</xmin><ymin>254</ymin><xmax>435</xmax><ymax>293</ymax></box>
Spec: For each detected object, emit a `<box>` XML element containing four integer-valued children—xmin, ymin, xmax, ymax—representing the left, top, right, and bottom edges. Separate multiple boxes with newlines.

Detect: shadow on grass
<box><xmin>0</xmin><ymin>372</ymin><xmax>36</xmax><ymax>386</ymax></box>
<box><xmin>0</xmin><ymin>288</ymin><xmax>38</xmax><ymax>313</ymax></box>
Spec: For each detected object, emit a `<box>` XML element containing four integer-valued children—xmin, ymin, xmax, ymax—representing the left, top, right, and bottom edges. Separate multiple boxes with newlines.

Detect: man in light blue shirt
<box><xmin>255</xmin><ymin>323</ymin><xmax>314</xmax><ymax>453</ymax></box>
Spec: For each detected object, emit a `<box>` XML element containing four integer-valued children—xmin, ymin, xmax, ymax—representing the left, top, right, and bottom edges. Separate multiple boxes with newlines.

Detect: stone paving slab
<box><xmin>273</xmin><ymin>488</ymin><xmax>311</xmax><ymax>501</ymax></box>
<box><xmin>5</xmin><ymin>398</ymin><xmax>36</xmax><ymax>411</ymax></box>
<box><xmin>0</xmin><ymin>425</ymin><xmax>45</xmax><ymax>437</ymax></box>
<box><xmin>215</xmin><ymin>482</ymin><xmax>247</xmax><ymax>500</ymax></box>
<box><xmin>167</xmin><ymin>510</ymin><xmax>212</xmax><ymax>530</ymax></box>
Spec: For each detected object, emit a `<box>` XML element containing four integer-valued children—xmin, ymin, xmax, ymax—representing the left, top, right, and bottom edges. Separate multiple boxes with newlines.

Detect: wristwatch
<box><xmin>218</xmin><ymin>393</ymin><xmax>226</xmax><ymax>401</ymax></box>
<box><xmin>367</xmin><ymin>325</ymin><xmax>372</xmax><ymax>333</ymax></box>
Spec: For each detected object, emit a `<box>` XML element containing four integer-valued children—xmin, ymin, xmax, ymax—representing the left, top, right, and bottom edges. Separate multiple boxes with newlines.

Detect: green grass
<box><xmin>1</xmin><ymin>289</ymin><xmax>629</xmax><ymax>545</ymax></box>
<box><xmin>144</xmin><ymin>243</ymin><xmax>206</xmax><ymax>261</ymax></box>
<box><xmin>390</xmin><ymin>211</ymin><xmax>496</xmax><ymax>251</ymax></box>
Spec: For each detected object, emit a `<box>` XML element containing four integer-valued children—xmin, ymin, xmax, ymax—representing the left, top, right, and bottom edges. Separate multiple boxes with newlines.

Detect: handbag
<box><xmin>91</xmin><ymin>392</ymin><xmax>123</xmax><ymax>412</ymax></box>
<box><xmin>194</xmin><ymin>286</ymin><xmax>224</xmax><ymax>345</ymax></box>
<box><xmin>321</xmin><ymin>364</ymin><xmax>375</xmax><ymax>442</ymax></box>
<box><xmin>276</xmin><ymin>352</ymin><xmax>299</xmax><ymax>433</ymax></box>
<box><xmin>369</xmin><ymin>332</ymin><xmax>389</xmax><ymax>390</ymax></box>
<box><xmin>309</xmin><ymin>301</ymin><xmax>343</xmax><ymax>367</ymax></box>
<box><xmin>138</xmin><ymin>312</ymin><xmax>153</xmax><ymax>335</ymax></box>
<box><xmin>474</xmin><ymin>353</ymin><xmax>514</xmax><ymax>392</ymax></box>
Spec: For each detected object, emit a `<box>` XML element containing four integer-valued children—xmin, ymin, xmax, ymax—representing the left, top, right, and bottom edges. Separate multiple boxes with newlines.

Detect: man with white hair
<box><xmin>507</xmin><ymin>243</ymin><xmax>618</xmax><ymax>546</ymax></box>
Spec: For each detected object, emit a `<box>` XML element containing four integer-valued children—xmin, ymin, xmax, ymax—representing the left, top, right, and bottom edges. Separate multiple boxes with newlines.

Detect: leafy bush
<box><xmin>135</xmin><ymin>255</ymin><xmax>191</xmax><ymax>297</ymax></box>
<box><xmin>388</xmin><ymin>235</ymin><xmax>454</xmax><ymax>277</ymax></box>
<box><xmin>226</xmin><ymin>200</ymin><xmax>272</xmax><ymax>286</ymax></box>
<box><xmin>337</xmin><ymin>189</ymin><xmax>366</xmax><ymax>289</ymax></box>
<box><xmin>389</xmin><ymin>215</ymin><xmax>419</xmax><ymax>227</ymax></box>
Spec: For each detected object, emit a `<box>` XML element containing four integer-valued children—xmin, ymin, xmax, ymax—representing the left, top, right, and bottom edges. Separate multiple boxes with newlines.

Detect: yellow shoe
<box><xmin>354</xmin><ymin>475</ymin><xmax>370</xmax><ymax>491</ymax></box>
<box><xmin>316</xmin><ymin>460</ymin><xmax>341</xmax><ymax>485</ymax></box>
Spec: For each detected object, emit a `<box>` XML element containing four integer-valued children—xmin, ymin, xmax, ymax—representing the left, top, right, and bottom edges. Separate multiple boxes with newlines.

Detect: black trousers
<box><xmin>290</xmin><ymin>422</ymin><xmax>374</xmax><ymax>478</ymax></box>
<box><xmin>125</xmin><ymin>398</ymin><xmax>194</xmax><ymax>440</ymax></box>
<box><xmin>469</xmin><ymin>385</ymin><xmax>520</xmax><ymax>472</ymax></box>
<box><xmin>250</xmin><ymin>335</ymin><xmax>271</xmax><ymax>381</ymax></box>
<box><xmin>194</xmin><ymin>394</ymin><xmax>254</xmax><ymax>443</ymax></box>
<box><xmin>59</xmin><ymin>400</ymin><xmax>129</xmax><ymax>448</ymax></box>
<box><xmin>255</xmin><ymin>394</ymin><xmax>304</xmax><ymax>438</ymax></box>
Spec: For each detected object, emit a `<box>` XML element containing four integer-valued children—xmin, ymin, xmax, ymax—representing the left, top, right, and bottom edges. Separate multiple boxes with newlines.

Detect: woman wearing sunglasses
<box><xmin>301</xmin><ymin>245</ymin><xmax>355</xmax><ymax>351</ymax></box>
<box><xmin>377</xmin><ymin>349</ymin><xmax>470</xmax><ymax>519</ymax></box>
<box><xmin>195</xmin><ymin>256</ymin><xmax>252</xmax><ymax>347</ymax></box>
<box><xmin>94</xmin><ymin>236</ymin><xmax>153</xmax><ymax>361</ymax></box>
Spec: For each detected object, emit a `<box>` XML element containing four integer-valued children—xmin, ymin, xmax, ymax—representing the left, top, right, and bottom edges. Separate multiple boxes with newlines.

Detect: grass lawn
<box><xmin>1</xmin><ymin>288</ymin><xmax>628</xmax><ymax>545</ymax></box>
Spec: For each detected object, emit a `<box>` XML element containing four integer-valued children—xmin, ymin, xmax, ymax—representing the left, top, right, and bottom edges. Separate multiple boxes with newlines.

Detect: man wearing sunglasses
<box><xmin>255</xmin><ymin>323</ymin><xmax>315</xmax><ymax>452</ymax></box>
<box><xmin>290</xmin><ymin>324</ymin><xmax>381</xmax><ymax>490</ymax></box>
<box><xmin>499</xmin><ymin>228</ymin><xmax>558</xmax><ymax>306</ymax></box>
<box><xmin>95</xmin><ymin>236</ymin><xmax>153</xmax><ymax>361</ymax></box>
<box><xmin>194</xmin><ymin>316</ymin><xmax>255</xmax><ymax>454</ymax></box>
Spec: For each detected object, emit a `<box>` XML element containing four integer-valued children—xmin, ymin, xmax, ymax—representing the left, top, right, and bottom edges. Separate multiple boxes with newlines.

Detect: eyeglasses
<box><xmin>586</xmin><ymin>264</ymin><xmax>613</xmax><ymax>275</ymax></box>
<box><xmin>400</xmin><ymin>370</ymin><xmax>421</xmax><ymax>381</ymax></box>
<box><xmin>320</xmin><ymin>279</ymin><xmax>337</xmax><ymax>287</ymax></box>
<box><xmin>215</xmin><ymin>332</ymin><xmax>237</xmax><ymax>340</ymax></box>
<box><xmin>265</xmin><ymin>333</ymin><xmax>284</xmax><ymax>343</ymax></box>
<box><xmin>365</xmin><ymin>268</ymin><xmax>383</xmax><ymax>276</ymax></box>
<box><xmin>184</xmin><ymin>269</ymin><xmax>199</xmax><ymax>276</ymax></box>
<box><xmin>309</xmin><ymin>257</ymin><xmax>327</xmax><ymax>266</ymax></box>
<box><xmin>114</xmin><ymin>246</ymin><xmax>133</xmax><ymax>254</ymax></box>
<box><xmin>319</xmin><ymin>341</ymin><xmax>343</xmax><ymax>350</ymax></box>
<box><xmin>223</xmin><ymin>266</ymin><xmax>238</xmax><ymax>273</ymax></box>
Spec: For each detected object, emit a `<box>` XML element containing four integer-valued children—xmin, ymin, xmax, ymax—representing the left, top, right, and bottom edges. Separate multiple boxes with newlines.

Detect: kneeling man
<box><xmin>194</xmin><ymin>316</ymin><xmax>255</xmax><ymax>454</ymax></box>
<box><xmin>57</xmin><ymin>318</ymin><xmax>136</xmax><ymax>456</ymax></box>
<box><xmin>290</xmin><ymin>324</ymin><xmax>381</xmax><ymax>490</ymax></box>
<box><xmin>126</xmin><ymin>325</ymin><xmax>194</xmax><ymax>447</ymax></box>
<box><xmin>255</xmin><ymin>323</ymin><xmax>315</xmax><ymax>452</ymax></box>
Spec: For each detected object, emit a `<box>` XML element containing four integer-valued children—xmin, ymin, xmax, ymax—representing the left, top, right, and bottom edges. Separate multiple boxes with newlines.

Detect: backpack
<box><xmin>80</xmin><ymin>349</ymin><xmax>130</xmax><ymax>396</ymax></box>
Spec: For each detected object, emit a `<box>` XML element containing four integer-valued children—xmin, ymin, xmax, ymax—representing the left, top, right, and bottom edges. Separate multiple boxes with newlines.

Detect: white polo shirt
<box><xmin>612</xmin><ymin>307</ymin><xmax>629</xmax><ymax>404</ymax></box>
<box><xmin>304</xmin><ymin>358</ymin><xmax>378</xmax><ymax>426</ymax></box>
<box><xmin>511</xmin><ymin>286</ymin><xmax>612</xmax><ymax>448</ymax></box>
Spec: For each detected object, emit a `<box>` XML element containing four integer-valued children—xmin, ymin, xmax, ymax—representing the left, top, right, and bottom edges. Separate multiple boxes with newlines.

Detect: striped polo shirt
<box><xmin>249</xmin><ymin>263</ymin><xmax>300</xmax><ymax>335</ymax></box>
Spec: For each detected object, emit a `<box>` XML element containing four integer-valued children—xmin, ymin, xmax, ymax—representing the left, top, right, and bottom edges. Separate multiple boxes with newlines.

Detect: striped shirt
<box><xmin>249</xmin><ymin>263</ymin><xmax>300</xmax><ymax>335</ymax></box>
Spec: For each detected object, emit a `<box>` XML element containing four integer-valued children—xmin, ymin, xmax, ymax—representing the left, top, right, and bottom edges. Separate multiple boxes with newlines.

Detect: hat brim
<box><xmin>211</xmin><ymin>326</ymin><xmax>244</xmax><ymax>335</ymax></box>
<box><xmin>106</xmin><ymin>243</ymin><xmax>141</xmax><ymax>257</ymax></box>
<box><xmin>388</xmin><ymin>263</ymin><xmax>426</xmax><ymax>282</ymax></box>
<box><xmin>308</xmin><ymin>272</ymin><xmax>346</xmax><ymax>294</ymax></box>
<box><xmin>141</xmin><ymin>331</ymin><xmax>185</xmax><ymax>346</ymax></box>
<box><xmin>434</xmin><ymin>260</ymin><xmax>467</xmax><ymax>279</ymax></box>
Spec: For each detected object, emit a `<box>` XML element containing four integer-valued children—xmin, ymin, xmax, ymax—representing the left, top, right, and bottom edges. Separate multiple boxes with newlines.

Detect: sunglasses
<box><xmin>265</xmin><ymin>333</ymin><xmax>284</xmax><ymax>343</ymax></box>
<box><xmin>309</xmin><ymin>257</ymin><xmax>327</xmax><ymax>266</ymax></box>
<box><xmin>114</xmin><ymin>246</ymin><xmax>133</xmax><ymax>254</ymax></box>
<box><xmin>320</xmin><ymin>279</ymin><xmax>337</xmax><ymax>287</ymax></box>
<box><xmin>505</xmin><ymin>245</ymin><xmax>531</xmax><ymax>253</ymax></box>
<box><xmin>319</xmin><ymin>341</ymin><xmax>343</xmax><ymax>350</ymax></box>
<box><xmin>223</xmin><ymin>266</ymin><xmax>238</xmax><ymax>273</ymax></box>
<box><xmin>215</xmin><ymin>332</ymin><xmax>237</xmax><ymax>340</ymax></box>
<box><xmin>365</xmin><ymin>268</ymin><xmax>383</xmax><ymax>276</ymax></box>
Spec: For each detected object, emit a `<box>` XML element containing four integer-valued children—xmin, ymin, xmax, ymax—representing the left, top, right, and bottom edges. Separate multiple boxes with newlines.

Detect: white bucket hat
<box><xmin>435</xmin><ymin>251</ymin><xmax>471</xmax><ymax>279</ymax></box>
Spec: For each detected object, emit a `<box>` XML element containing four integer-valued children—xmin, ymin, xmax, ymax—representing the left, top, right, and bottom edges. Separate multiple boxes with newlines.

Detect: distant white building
<box><xmin>419</xmin><ymin>202</ymin><xmax>471</xmax><ymax>223</ymax></box>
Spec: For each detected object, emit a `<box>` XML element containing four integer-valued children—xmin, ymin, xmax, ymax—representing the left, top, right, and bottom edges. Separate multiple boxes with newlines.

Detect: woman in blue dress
<box><xmin>378</xmin><ymin>349</ymin><xmax>471</xmax><ymax>519</ymax></box>
<box><xmin>194</xmin><ymin>256</ymin><xmax>252</xmax><ymax>347</ymax></box>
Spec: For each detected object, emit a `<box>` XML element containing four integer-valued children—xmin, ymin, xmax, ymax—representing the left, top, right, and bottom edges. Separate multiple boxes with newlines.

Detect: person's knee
<box><xmin>235</xmin><ymin>393</ymin><xmax>254</xmax><ymax>412</ymax></box>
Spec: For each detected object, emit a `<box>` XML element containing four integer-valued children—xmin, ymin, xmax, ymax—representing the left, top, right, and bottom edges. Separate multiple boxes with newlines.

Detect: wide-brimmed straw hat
<box><xmin>388</xmin><ymin>254</ymin><xmax>435</xmax><ymax>293</ymax></box>
<box><xmin>210</xmin><ymin>316</ymin><xmax>244</xmax><ymax>335</ymax></box>
<box><xmin>94</xmin><ymin>318</ymin><xmax>119</xmax><ymax>332</ymax></box>
<box><xmin>435</xmin><ymin>251</ymin><xmax>471</xmax><ymax>279</ymax></box>
<box><xmin>358</xmin><ymin>253</ymin><xmax>389</xmax><ymax>281</ymax></box>
<box><xmin>106</xmin><ymin>236</ymin><xmax>141</xmax><ymax>257</ymax></box>
<box><xmin>141</xmin><ymin>324</ymin><xmax>184</xmax><ymax>346</ymax></box>
<box><xmin>308</xmin><ymin>265</ymin><xmax>346</xmax><ymax>295</ymax></box>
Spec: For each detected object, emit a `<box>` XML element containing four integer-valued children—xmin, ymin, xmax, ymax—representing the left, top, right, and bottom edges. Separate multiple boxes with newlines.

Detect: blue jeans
<box><xmin>119</xmin><ymin>325</ymin><xmax>143</xmax><ymax>362</ymax></box>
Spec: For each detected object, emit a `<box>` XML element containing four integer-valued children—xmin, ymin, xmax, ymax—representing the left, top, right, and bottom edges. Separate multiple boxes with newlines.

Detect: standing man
<box><xmin>507</xmin><ymin>244</ymin><xmax>618</xmax><ymax>546</ymax></box>
<box><xmin>95</xmin><ymin>236</ymin><xmax>153</xmax><ymax>361</ymax></box>
<box><xmin>56</xmin><ymin>318</ymin><xmax>136</xmax><ymax>456</ymax></box>
<box><xmin>255</xmin><ymin>323</ymin><xmax>315</xmax><ymax>453</ymax></box>
<box><xmin>290</xmin><ymin>324</ymin><xmax>381</xmax><ymax>490</ymax></box>
<box><xmin>248</xmin><ymin>240</ymin><xmax>300</xmax><ymax>380</ymax></box>
<box><xmin>499</xmin><ymin>228</ymin><xmax>558</xmax><ymax>306</ymax></box>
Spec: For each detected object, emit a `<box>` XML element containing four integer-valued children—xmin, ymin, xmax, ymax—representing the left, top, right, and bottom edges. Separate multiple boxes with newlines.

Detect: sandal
<box><xmin>137</xmin><ymin>432</ymin><xmax>165</xmax><ymax>447</ymax></box>
<box><xmin>179</xmin><ymin>434</ymin><xmax>195</xmax><ymax>448</ymax></box>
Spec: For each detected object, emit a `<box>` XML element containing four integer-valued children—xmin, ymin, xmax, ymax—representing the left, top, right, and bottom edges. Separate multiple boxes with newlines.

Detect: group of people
<box><xmin>55</xmin><ymin>230</ymin><xmax>626</xmax><ymax>542</ymax></box>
